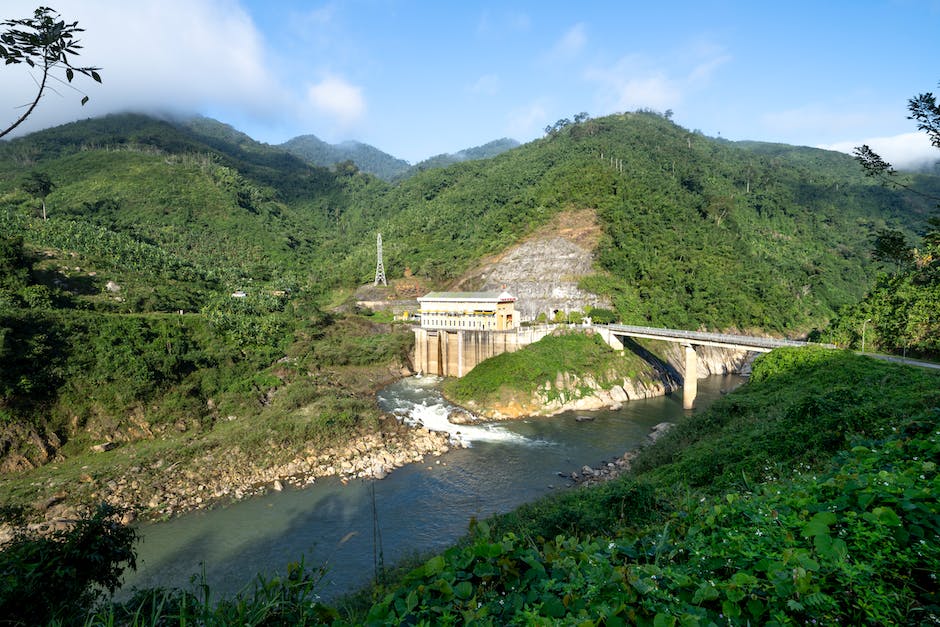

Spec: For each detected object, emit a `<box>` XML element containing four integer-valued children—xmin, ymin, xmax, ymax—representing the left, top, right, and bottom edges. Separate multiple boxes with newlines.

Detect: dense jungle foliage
<box><xmin>822</xmin><ymin>218</ymin><xmax>940</xmax><ymax>358</ymax></box>
<box><xmin>0</xmin><ymin>108</ymin><xmax>936</xmax><ymax>493</ymax></box>
<box><xmin>1</xmin><ymin>109</ymin><xmax>938</xmax><ymax>624</ymax></box>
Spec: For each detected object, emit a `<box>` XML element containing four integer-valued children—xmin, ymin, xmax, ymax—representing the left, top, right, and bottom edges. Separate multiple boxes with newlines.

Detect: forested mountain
<box><xmin>1</xmin><ymin>109</ymin><xmax>937</xmax><ymax>476</ymax></box>
<box><xmin>279</xmin><ymin>134</ymin><xmax>411</xmax><ymax>180</ymax></box>
<box><xmin>331</xmin><ymin>112</ymin><xmax>936</xmax><ymax>332</ymax></box>
<box><xmin>3</xmin><ymin>110</ymin><xmax>936</xmax><ymax>324</ymax></box>
<box><xmin>410</xmin><ymin>137</ymin><xmax>520</xmax><ymax>172</ymax></box>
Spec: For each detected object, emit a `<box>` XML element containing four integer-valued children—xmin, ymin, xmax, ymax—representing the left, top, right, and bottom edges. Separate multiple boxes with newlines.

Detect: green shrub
<box><xmin>0</xmin><ymin>504</ymin><xmax>138</xmax><ymax>626</ymax></box>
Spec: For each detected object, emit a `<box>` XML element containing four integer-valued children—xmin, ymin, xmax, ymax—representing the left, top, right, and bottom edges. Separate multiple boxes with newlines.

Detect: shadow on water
<box><xmin>118</xmin><ymin>374</ymin><xmax>742</xmax><ymax>602</ymax></box>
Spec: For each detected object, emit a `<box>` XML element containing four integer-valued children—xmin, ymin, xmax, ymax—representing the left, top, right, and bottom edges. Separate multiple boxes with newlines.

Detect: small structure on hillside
<box><xmin>417</xmin><ymin>291</ymin><xmax>517</xmax><ymax>331</ymax></box>
<box><xmin>374</xmin><ymin>232</ymin><xmax>387</xmax><ymax>286</ymax></box>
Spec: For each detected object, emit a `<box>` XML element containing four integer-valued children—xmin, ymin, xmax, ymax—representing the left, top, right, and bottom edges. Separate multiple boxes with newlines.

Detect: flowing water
<box><xmin>118</xmin><ymin>375</ymin><xmax>742</xmax><ymax>601</ymax></box>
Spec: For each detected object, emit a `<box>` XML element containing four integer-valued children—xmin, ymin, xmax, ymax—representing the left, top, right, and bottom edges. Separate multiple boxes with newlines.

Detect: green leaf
<box><xmin>454</xmin><ymin>580</ymin><xmax>473</xmax><ymax>600</ymax></box>
<box><xmin>864</xmin><ymin>506</ymin><xmax>902</xmax><ymax>527</ymax></box>
<box><xmin>425</xmin><ymin>555</ymin><xmax>446</xmax><ymax>576</ymax></box>
<box><xmin>692</xmin><ymin>581</ymin><xmax>720</xmax><ymax>603</ymax></box>
<box><xmin>541</xmin><ymin>595</ymin><xmax>566</xmax><ymax>618</ymax></box>
<box><xmin>653</xmin><ymin>612</ymin><xmax>677</xmax><ymax>627</ymax></box>
<box><xmin>802</xmin><ymin>511</ymin><xmax>837</xmax><ymax>537</ymax></box>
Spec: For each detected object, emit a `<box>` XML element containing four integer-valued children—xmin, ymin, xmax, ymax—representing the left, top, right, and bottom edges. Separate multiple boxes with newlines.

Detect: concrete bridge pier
<box><xmin>683</xmin><ymin>343</ymin><xmax>697</xmax><ymax>410</ymax></box>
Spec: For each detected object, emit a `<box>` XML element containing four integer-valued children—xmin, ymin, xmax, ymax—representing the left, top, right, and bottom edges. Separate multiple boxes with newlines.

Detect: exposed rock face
<box><xmin>459</xmin><ymin>369</ymin><xmax>679</xmax><ymax>421</ymax></box>
<box><xmin>453</xmin><ymin>210</ymin><xmax>611</xmax><ymax>321</ymax></box>
<box><xmin>653</xmin><ymin>341</ymin><xmax>756</xmax><ymax>378</ymax></box>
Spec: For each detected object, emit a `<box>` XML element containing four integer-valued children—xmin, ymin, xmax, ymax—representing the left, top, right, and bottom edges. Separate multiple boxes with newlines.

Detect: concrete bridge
<box><xmin>597</xmin><ymin>324</ymin><xmax>834</xmax><ymax>409</ymax></box>
<box><xmin>414</xmin><ymin>322</ymin><xmax>834</xmax><ymax>410</ymax></box>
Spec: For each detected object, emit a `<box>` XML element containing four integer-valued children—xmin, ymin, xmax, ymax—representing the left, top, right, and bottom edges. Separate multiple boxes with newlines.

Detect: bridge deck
<box><xmin>605</xmin><ymin>324</ymin><xmax>835</xmax><ymax>352</ymax></box>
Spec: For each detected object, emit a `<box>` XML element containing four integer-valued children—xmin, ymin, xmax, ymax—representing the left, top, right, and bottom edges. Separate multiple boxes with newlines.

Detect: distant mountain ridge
<box><xmin>279</xmin><ymin>134</ymin><xmax>411</xmax><ymax>181</ymax></box>
<box><xmin>279</xmin><ymin>134</ymin><xmax>520</xmax><ymax>181</ymax></box>
<box><xmin>411</xmin><ymin>138</ymin><xmax>521</xmax><ymax>172</ymax></box>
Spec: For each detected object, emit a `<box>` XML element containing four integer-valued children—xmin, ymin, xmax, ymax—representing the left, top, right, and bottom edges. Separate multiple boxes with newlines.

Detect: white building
<box><xmin>417</xmin><ymin>291</ymin><xmax>517</xmax><ymax>331</ymax></box>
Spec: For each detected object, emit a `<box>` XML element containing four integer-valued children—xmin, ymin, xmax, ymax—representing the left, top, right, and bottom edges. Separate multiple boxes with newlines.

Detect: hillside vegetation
<box><xmin>822</xmin><ymin>219</ymin><xmax>940</xmax><ymax>359</ymax></box>
<box><xmin>42</xmin><ymin>348</ymin><xmax>935</xmax><ymax>625</ymax></box>
<box><xmin>280</xmin><ymin>134</ymin><xmax>412</xmax><ymax>181</ymax></box>
<box><xmin>337</xmin><ymin>112</ymin><xmax>936</xmax><ymax>332</ymax></box>
<box><xmin>0</xmin><ymin>109</ymin><xmax>937</xmax><ymax>514</ymax></box>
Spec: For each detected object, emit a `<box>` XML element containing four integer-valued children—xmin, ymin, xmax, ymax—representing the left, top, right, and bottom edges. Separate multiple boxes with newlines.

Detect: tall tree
<box><xmin>21</xmin><ymin>171</ymin><xmax>53</xmax><ymax>220</ymax></box>
<box><xmin>0</xmin><ymin>6</ymin><xmax>102</xmax><ymax>138</ymax></box>
<box><xmin>871</xmin><ymin>227</ymin><xmax>912</xmax><ymax>272</ymax></box>
<box><xmin>854</xmin><ymin>81</ymin><xmax>940</xmax><ymax>203</ymax></box>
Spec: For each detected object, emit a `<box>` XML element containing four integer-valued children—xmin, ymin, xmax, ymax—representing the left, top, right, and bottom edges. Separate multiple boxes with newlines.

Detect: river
<box><xmin>118</xmin><ymin>374</ymin><xmax>741</xmax><ymax>602</ymax></box>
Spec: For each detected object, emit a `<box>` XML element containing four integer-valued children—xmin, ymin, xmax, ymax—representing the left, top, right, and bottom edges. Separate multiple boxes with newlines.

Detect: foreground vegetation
<box><xmin>823</xmin><ymin>218</ymin><xmax>940</xmax><ymax>359</ymax></box>
<box><xmin>3</xmin><ymin>348</ymin><xmax>935</xmax><ymax>625</ymax></box>
<box><xmin>1</xmin><ymin>105</ymin><xmax>938</xmax><ymax>624</ymax></box>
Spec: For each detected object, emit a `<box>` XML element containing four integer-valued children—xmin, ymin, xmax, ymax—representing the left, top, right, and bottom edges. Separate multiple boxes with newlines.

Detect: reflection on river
<box><xmin>119</xmin><ymin>374</ymin><xmax>742</xmax><ymax>601</ymax></box>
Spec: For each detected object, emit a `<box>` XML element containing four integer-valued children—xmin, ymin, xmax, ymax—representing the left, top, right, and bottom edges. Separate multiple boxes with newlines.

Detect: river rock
<box><xmin>609</xmin><ymin>385</ymin><xmax>629</xmax><ymax>403</ymax></box>
<box><xmin>648</xmin><ymin>422</ymin><xmax>674</xmax><ymax>442</ymax></box>
<box><xmin>447</xmin><ymin>408</ymin><xmax>477</xmax><ymax>424</ymax></box>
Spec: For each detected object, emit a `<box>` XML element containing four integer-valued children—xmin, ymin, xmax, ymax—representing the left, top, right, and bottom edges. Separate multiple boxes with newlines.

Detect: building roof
<box><xmin>418</xmin><ymin>291</ymin><xmax>515</xmax><ymax>303</ymax></box>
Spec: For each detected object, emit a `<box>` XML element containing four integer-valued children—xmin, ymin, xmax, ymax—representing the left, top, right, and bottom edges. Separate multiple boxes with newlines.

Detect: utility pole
<box><xmin>374</xmin><ymin>233</ymin><xmax>387</xmax><ymax>286</ymax></box>
<box><xmin>861</xmin><ymin>318</ymin><xmax>871</xmax><ymax>353</ymax></box>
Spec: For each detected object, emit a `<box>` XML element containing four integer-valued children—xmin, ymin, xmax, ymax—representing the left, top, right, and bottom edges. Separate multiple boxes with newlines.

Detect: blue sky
<box><xmin>2</xmin><ymin>0</ymin><xmax>939</xmax><ymax>166</ymax></box>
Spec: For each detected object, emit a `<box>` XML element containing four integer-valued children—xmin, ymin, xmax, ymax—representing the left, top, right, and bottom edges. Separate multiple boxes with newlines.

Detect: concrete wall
<box><xmin>413</xmin><ymin>325</ymin><xmax>555</xmax><ymax>377</ymax></box>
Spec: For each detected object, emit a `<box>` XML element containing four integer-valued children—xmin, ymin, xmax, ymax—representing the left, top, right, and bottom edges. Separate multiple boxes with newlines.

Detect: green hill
<box><xmin>1</xmin><ymin>109</ymin><xmax>938</xmax><ymax>500</ymax></box>
<box><xmin>410</xmin><ymin>137</ymin><xmax>520</xmax><ymax>173</ymax></box>
<box><xmin>280</xmin><ymin>134</ymin><xmax>411</xmax><ymax>181</ymax></box>
<box><xmin>336</xmin><ymin>112</ymin><xmax>935</xmax><ymax>332</ymax></box>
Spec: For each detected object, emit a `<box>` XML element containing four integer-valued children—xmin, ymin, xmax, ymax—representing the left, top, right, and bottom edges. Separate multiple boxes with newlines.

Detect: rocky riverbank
<box><xmin>455</xmin><ymin>371</ymin><xmax>677</xmax><ymax>420</ymax></box>
<box><xmin>2</xmin><ymin>414</ymin><xmax>457</xmax><ymax>542</ymax></box>
<box><xmin>567</xmin><ymin>421</ymin><xmax>674</xmax><ymax>487</ymax></box>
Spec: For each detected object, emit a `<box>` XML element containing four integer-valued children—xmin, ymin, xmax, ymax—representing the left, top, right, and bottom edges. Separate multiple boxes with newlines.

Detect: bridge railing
<box><xmin>604</xmin><ymin>324</ymin><xmax>835</xmax><ymax>350</ymax></box>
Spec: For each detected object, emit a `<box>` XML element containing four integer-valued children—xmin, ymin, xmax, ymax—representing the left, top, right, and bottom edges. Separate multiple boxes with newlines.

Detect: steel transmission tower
<box><xmin>374</xmin><ymin>232</ymin><xmax>387</xmax><ymax>286</ymax></box>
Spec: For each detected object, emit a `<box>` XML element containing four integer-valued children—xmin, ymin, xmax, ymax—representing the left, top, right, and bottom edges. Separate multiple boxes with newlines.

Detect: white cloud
<box><xmin>0</xmin><ymin>0</ymin><xmax>289</xmax><ymax>137</ymax></box>
<box><xmin>688</xmin><ymin>53</ymin><xmax>732</xmax><ymax>84</ymax></box>
<box><xmin>585</xmin><ymin>55</ymin><xmax>681</xmax><ymax>112</ymax></box>
<box><xmin>761</xmin><ymin>105</ymin><xmax>871</xmax><ymax>138</ymax></box>
<box><xmin>305</xmin><ymin>75</ymin><xmax>366</xmax><ymax>126</ymax></box>
<box><xmin>506</xmin><ymin>101</ymin><xmax>548</xmax><ymax>139</ymax></box>
<box><xmin>477</xmin><ymin>10</ymin><xmax>531</xmax><ymax>36</ymax></box>
<box><xmin>819</xmin><ymin>132</ymin><xmax>937</xmax><ymax>170</ymax></box>
<box><xmin>551</xmin><ymin>23</ymin><xmax>587</xmax><ymax>59</ymax></box>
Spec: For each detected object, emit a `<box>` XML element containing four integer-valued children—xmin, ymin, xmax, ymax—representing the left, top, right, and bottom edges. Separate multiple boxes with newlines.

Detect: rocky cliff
<box><xmin>452</xmin><ymin>209</ymin><xmax>611</xmax><ymax>320</ymax></box>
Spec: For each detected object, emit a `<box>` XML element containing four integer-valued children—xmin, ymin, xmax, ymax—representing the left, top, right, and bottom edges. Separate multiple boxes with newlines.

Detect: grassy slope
<box><xmin>356</xmin><ymin>348</ymin><xmax>940</xmax><ymax>625</ymax></box>
<box><xmin>443</xmin><ymin>331</ymin><xmax>657</xmax><ymax>406</ymax></box>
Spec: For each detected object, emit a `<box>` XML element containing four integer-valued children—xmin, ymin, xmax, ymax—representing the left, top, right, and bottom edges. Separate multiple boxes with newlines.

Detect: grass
<box><xmin>631</xmin><ymin>347</ymin><xmax>940</xmax><ymax>491</ymax></box>
<box><xmin>443</xmin><ymin>330</ymin><xmax>654</xmax><ymax>405</ymax></box>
